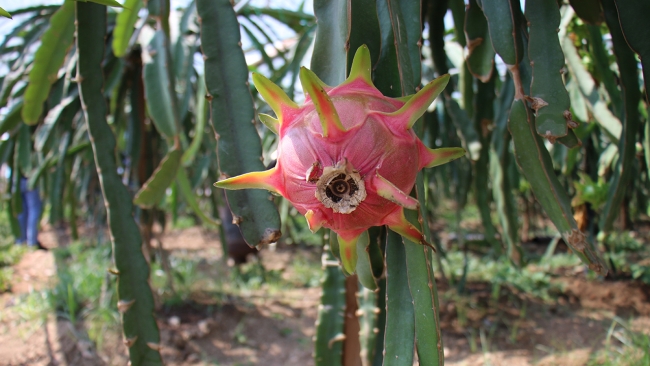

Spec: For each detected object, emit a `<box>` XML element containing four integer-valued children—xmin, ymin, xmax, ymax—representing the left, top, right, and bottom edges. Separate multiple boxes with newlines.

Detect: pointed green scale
<box><xmin>374</xmin><ymin>171</ymin><xmax>419</xmax><ymax>210</ymax></box>
<box><xmin>252</xmin><ymin>73</ymin><xmax>298</xmax><ymax>121</ymax></box>
<box><xmin>342</xmin><ymin>44</ymin><xmax>374</xmax><ymax>86</ymax></box>
<box><xmin>258</xmin><ymin>113</ymin><xmax>279</xmax><ymax>134</ymax></box>
<box><xmin>386</xmin><ymin>74</ymin><xmax>450</xmax><ymax>129</ymax></box>
<box><xmin>299</xmin><ymin>67</ymin><xmax>346</xmax><ymax>138</ymax></box>
<box><xmin>424</xmin><ymin>147</ymin><xmax>466</xmax><ymax>168</ymax></box>
<box><xmin>336</xmin><ymin>231</ymin><xmax>365</xmax><ymax>275</ymax></box>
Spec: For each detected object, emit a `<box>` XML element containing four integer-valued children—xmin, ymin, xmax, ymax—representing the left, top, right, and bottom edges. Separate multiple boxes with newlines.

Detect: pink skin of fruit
<box><xmin>215</xmin><ymin>45</ymin><xmax>465</xmax><ymax>273</ymax></box>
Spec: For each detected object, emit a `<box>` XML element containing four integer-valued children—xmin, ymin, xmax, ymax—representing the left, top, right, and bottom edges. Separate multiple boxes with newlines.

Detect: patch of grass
<box><xmin>0</xmin><ymin>242</ymin><xmax>29</xmax><ymax>293</ymax></box>
<box><xmin>588</xmin><ymin>317</ymin><xmax>650</xmax><ymax>366</ymax></box>
<box><xmin>0</xmin><ymin>267</ymin><xmax>13</xmax><ymax>292</ymax></box>
<box><xmin>172</xmin><ymin>215</ymin><xmax>197</xmax><ymax>230</ymax></box>
<box><xmin>0</xmin><ymin>244</ymin><xmax>28</xmax><ymax>267</ymax></box>
<box><xmin>11</xmin><ymin>241</ymin><xmax>120</xmax><ymax>347</ymax></box>
<box><xmin>602</xmin><ymin>232</ymin><xmax>650</xmax><ymax>284</ymax></box>
<box><xmin>439</xmin><ymin>251</ymin><xmax>559</xmax><ymax>301</ymax></box>
<box><xmin>283</xmin><ymin>255</ymin><xmax>321</xmax><ymax>288</ymax></box>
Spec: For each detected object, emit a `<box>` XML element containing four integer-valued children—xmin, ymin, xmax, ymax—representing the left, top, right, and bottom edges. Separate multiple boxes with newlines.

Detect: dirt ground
<box><xmin>0</xmin><ymin>226</ymin><xmax>649</xmax><ymax>366</ymax></box>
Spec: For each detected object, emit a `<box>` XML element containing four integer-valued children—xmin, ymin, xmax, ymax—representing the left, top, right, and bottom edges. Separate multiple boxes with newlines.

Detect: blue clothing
<box><xmin>16</xmin><ymin>177</ymin><xmax>42</xmax><ymax>246</ymax></box>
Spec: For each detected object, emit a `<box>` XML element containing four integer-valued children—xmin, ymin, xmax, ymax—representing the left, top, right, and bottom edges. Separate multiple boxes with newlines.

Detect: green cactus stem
<box><xmin>75</xmin><ymin>2</ymin><xmax>162</xmax><ymax>364</ymax></box>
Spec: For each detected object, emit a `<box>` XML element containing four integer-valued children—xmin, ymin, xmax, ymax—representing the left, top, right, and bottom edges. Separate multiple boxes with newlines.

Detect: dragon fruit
<box><xmin>215</xmin><ymin>45</ymin><xmax>464</xmax><ymax>273</ymax></box>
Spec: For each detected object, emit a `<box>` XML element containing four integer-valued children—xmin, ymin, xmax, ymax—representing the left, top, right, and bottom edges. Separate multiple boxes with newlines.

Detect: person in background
<box><xmin>15</xmin><ymin>176</ymin><xmax>45</xmax><ymax>250</ymax></box>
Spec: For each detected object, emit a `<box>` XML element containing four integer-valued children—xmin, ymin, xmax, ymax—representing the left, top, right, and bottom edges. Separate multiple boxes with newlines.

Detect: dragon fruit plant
<box><xmin>215</xmin><ymin>45</ymin><xmax>464</xmax><ymax>273</ymax></box>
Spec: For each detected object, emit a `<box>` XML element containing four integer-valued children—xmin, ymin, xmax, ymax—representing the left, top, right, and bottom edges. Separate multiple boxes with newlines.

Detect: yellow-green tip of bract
<box><xmin>214</xmin><ymin>168</ymin><xmax>280</xmax><ymax>194</ymax></box>
<box><xmin>374</xmin><ymin>171</ymin><xmax>419</xmax><ymax>210</ymax></box>
<box><xmin>337</xmin><ymin>231</ymin><xmax>369</xmax><ymax>275</ymax></box>
<box><xmin>343</xmin><ymin>44</ymin><xmax>374</xmax><ymax>86</ymax></box>
<box><xmin>299</xmin><ymin>67</ymin><xmax>346</xmax><ymax>138</ymax></box>
<box><xmin>252</xmin><ymin>73</ymin><xmax>298</xmax><ymax>121</ymax></box>
<box><xmin>386</xmin><ymin>74</ymin><xmax>450</xmax><ymax>129</ymax></box>
<box><xmin>424</xmin><ymin>147</ymin><xmax>466</xmax><ymax>168</ymax></box>
<box><xmin>258</xmin><ymin>113</ymin><xmax>279</xmax><ymax>134</ymax></box>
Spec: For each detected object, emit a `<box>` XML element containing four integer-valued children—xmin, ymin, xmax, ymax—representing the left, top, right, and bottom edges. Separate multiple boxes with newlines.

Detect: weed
<box><xmin>0</xmin><ymin>267</ymin><xmax>12</xmax><ymax>292</ymax></box>
<box><xmin>588</xmin><ymin>317</ymin><xmax>650</xmax><ymax>366</ymax></box>
<box><xmin>439</xmin><ymin>251</ymin><xmax>558</xmax><ymax>301</ymax></box>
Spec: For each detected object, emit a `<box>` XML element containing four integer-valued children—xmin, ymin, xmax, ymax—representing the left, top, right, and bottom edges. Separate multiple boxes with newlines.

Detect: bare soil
<box><xmin>1</xmin><ymin>226</ymin><xmax>649</xmax><ymax>366</ymax></box>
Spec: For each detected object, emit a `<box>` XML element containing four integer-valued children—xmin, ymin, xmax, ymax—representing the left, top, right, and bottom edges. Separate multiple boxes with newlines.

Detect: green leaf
<box><xmin>16</xmin><ymin>123</ymin><xmax>32</xmax><ymax>175</ymax></box>
<box><xmin>465</xmin><ymin>0</ymin><xmax>495</xmax><ymax>82</ymax></box>
<box><xmin>176</xmin><ymin>168</ymin><xmax>218</xmax><ymax>227</ymax></box>
<box><xmin>314</xmin><ymin>233</ymin><xmax>346</xmax><ymax>366</ymax></box>
<box><xmin>355</xmin><ymin>231</ymin><xmax>377</xmax><ymax>290</ymax></box>
<box><xmin>133</xmin><ymin>148</ymin><xmax>182</xmax><ymax>208</ymax></box>
<box><xmin>238</xmin><ymin>6</ymin><xmax>314</xmax><ymax>33</ymax></box>
<box><xmin>197</xmin><ymin>0</ymin><xmax>281</xmax><ymax>247</ymax></box>
<box><xmin>0</xmin><ymin>100</ymin><xmax>24</xmax><ymax>136</ymax></box>
<box><xmin>181</xmin><ymin>75</ymin><xmax>207</xmax><ymax>166</ymax></box>
<box><xmin>473</xmin><ymin>72</ymin><xmax>502</xmax><ymax>255</ymax></box>
<box><xmin>35</xmin><ymin>95</ymin><xmax>80</xmax><ymax>153</ymax></box>
<box><xmin>561</xmin><ymin>36</ymin><xmax>622</xmax><ymax>143</ymax></box>
<box><xmin>347</xmin><ymin>0</ymin><xmax>381</xmax><ymax>74</ymax></box>
<box><xmin>614</xmin><ymin>0</ymin><xmax>650</xmax><ymax>102</ymax></box>
<box><xmin>490</xmin><ymin>75</ymin><xmax>521</xmax><ymax>261</ymax></box>
<box><xmin>374</xmin><ymin>0</ymin><xmax>415</xmax><ymax>96</ymax></box>
<box><xmin>0</xmin><ymin>7</ymin><xmax>11</xmax><ymax>19</ymax></box>
<box><xmin>569</xmin><ymin>0</ymin><xmax>604</xmax><ymax>24</ymax></box>
<box><xmin>481</xmin><ymin>0</ymin><xmax>524</xmax><ymax>66</ymax></box>
<box><xmin>403</xmin><ymin>219</ymin><xmax>443</xmax><ymax>365</ymax></box>
<box><xmin>311</xmin><ymin>0</ymin><xmax>348</xmax><ymax>85</ymax></box>
<box><xmin>357</xmin><ymin>286</ymin><xmax>379</xmax><ymax>366</ymax></box>
<box><xmin>449</xmin><ymin>0</ymin><xmax>466</xmax><ymax>46</ymax></box>
<box><xmin>22</xmin><ymin>0</ymin><xmax>75</xmax><ymax>125</ymax></box>
<box><xmin>384</xmin><ymin>230</ymin><xmax>415</xmax><ymax>366</ymax></box>
<box><xmin>586</xmin><ymin>25</ymin><xmax>623</xmax><ymax>118</ymax></box>
<box><xmin>599</xmin><ymin>0</ymin><xmax>643</xmax><ymax>232</ymax></box>
<box><xmin>75</xmin><ymin>2</ymin><xmax>162</xmax><ymax>364</ymax></box>
<box><xmin>526</xmin><ymin>0</ymin><xmax>571</xmax><ymax>140</ymax></box>
<box><xmin>112</xmin><ymin>0</ymin><xmax>143</xmax><ymax>57</ymax></box>
<box><xmin>143</xmin><ymin>30</ymin><xmax>179</xmax><ymax>139</ymax></box>
<box><xmin>75</xmin><ymin>0</ymin><xmax>124</xmax><ymax>7</ymax></box>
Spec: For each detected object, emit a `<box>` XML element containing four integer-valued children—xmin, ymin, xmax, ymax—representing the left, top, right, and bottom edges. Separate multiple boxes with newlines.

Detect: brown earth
<box><xmin>0</xmin><ymin>226</ymin><xmax>649</xmax><ymax>366</ymax></box>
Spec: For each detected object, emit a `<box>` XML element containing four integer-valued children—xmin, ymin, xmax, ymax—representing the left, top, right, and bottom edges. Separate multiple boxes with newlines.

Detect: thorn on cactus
<box><xmin>215</xmin><ymin>45</ymin><xmax>464</xmax><ymax>274</ymax></box>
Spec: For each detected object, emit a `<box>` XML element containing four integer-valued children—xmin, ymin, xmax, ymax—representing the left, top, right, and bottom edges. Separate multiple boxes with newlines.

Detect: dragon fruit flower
<box><xmin>215</xmin><ymin>45</ymin><xmax>465</xmax><ymax>273</ymax></box>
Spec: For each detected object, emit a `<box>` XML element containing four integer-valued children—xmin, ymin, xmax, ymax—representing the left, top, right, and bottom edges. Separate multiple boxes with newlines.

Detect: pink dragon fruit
<box><xmin>215</xmin><ymin>45</ymin><xmax>464</xmax><ymax>273</ymax></box>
